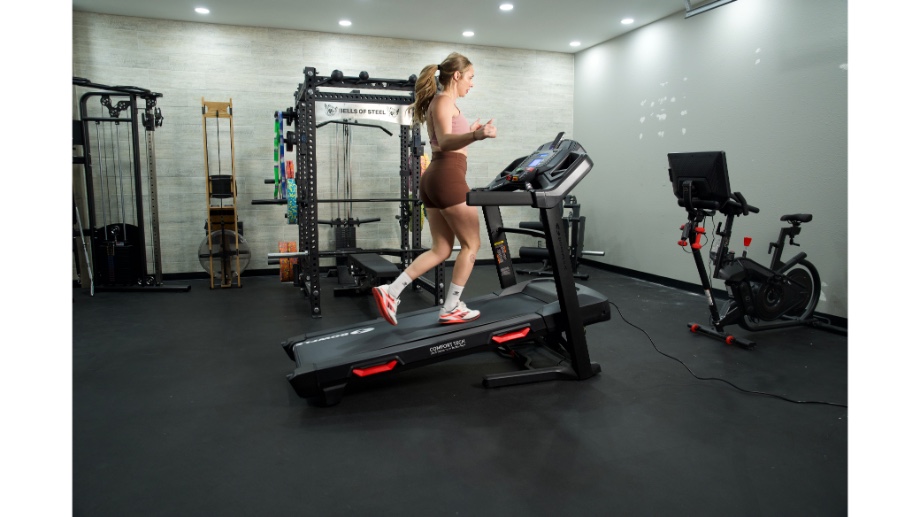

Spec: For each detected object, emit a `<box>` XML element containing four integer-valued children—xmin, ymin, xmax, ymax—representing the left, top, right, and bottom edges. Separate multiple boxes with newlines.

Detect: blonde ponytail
<box><xmin>411</xmin><ymin>52</ymin><xmax>473</xmax><ymax>127</ymax></box>
<box><xmin>412</xmin><ymin>65</ymin><xmax>439</xmax><ymax>126</ymax></box>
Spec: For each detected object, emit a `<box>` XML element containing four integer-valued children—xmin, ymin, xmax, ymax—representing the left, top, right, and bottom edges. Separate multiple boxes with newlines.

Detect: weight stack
<box><xmin>92</xmin><ymin>224</ymin><xmax>145</xmax><ymax>285</ymax></box>
<box><xmin>334</xmin><ymin>225</ymin><xmax>357</xmax><ymax>281</ymax></box>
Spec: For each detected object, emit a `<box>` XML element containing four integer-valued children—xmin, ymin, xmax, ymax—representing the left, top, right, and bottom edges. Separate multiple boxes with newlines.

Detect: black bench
<box><xmin>333</xmin><ymin>252</ymin><xmax>401</xmax><ymax>296</ymax></box>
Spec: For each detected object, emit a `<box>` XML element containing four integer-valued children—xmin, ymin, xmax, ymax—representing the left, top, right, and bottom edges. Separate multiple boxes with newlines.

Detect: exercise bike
<box><xmin>668</xmin><ymin>151</ymin><xmax>838</xmax><ymax>349</ymax></box>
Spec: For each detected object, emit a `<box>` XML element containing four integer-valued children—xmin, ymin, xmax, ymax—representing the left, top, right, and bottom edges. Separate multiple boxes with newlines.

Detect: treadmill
<box><xmin>281</xmin><ymin>133</ymin><xmax>610</xmax><ymax>405</ymax></box>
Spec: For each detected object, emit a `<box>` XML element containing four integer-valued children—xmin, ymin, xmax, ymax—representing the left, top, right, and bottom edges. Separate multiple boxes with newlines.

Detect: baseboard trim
<box><xmin>78</xmin><ymin>259</ymin><xmax>845</xmax><ymax>328</ymax></box>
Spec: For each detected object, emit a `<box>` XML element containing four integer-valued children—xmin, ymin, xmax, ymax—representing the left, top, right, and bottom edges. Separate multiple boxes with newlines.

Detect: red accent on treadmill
<box><xmin>352</xmin><ymin>359</ymin><xmax>399</xmax><ymax>377</ymax></box>
<box><xmin>491</xmin><ymin>327</ymin><xmax>531</xmax><ymax>344</ymax></box>
<box><xmin>743</xmin><ymin>236</ymin><xmax>752</xmax><ymax>247</ymax></box>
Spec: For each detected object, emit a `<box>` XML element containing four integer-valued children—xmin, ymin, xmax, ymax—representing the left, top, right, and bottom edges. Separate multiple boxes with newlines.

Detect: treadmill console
<box><xmin>484</xmin><ymin>132</ymin><xmax>588</xmax><ymax>192</ymax></box>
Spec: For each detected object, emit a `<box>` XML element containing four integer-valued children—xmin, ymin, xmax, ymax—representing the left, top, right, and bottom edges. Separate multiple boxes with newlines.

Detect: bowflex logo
<box><xmin>299</xmin><ymin>327</ymin><xmax>373</xmax><ymax>346</ymax></box>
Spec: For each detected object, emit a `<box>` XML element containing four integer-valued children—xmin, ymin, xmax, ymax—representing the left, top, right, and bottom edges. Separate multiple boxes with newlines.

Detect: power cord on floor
<box><xmin>609</xmin><ymin>300</ymin><xmax>848</xmax><ymax>408</ymax></box>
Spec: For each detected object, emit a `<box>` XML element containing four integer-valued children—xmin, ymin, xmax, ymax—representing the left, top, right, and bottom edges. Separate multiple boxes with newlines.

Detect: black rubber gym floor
<box><xmin>72</xmin><ymin>264</ymin><xmax>847</xmax><ymax>516</ymax></box>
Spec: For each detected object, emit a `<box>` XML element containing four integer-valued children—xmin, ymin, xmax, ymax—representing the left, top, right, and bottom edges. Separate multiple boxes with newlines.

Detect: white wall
<box><xmin>572</xmin><ymin>0</ymin><xmax>847</xmax><ymax>317</ymax></box>
<box><xmin>72</xmin><ymin>12</ymin><xmax>574</xmax><ymax>276</ymax></box>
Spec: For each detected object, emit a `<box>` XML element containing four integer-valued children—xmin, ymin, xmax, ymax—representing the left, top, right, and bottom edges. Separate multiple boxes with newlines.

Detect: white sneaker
<box><xmin>438</xmin><ymin>301</ymin><xmax>480</xmax><ymax>325</ymax></box>
<box><xmin>372</xmin><ymin>285</ymin><xmax>400</xmax><ymax>325</ymax></box>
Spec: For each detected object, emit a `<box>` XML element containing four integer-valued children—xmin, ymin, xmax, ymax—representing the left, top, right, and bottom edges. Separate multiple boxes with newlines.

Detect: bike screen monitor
<box><xmin>667</xmin><ymin>151</ymin><xmax>732</xmax><ymax>206</ymax></box>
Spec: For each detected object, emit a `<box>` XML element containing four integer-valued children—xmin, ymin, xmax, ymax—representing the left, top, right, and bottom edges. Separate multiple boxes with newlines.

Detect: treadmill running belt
<box><xmin>282</xmin><ymin>279</ymin><xmax>610</xmax><ymax>404</ymax></box>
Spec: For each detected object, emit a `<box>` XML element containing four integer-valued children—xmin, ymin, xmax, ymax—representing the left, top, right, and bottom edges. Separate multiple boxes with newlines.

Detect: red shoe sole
<box><xmin>372</xmin><ymin>288</ymin><xmax>397</xmax><ymax>326</ymax></box>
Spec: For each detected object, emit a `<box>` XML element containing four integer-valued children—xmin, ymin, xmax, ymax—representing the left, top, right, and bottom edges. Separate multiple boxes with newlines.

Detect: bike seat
<box><xmin>781</xmin><ymin>213</ymin><xmax>812</xmax><ymax>224</ymax></box>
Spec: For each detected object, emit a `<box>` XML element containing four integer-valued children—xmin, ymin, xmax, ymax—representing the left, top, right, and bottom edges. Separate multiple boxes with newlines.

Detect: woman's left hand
<box><xmin>471</xmin><ymin>118</ymin><xmax>497</xmax><ymax>140</ymax></box>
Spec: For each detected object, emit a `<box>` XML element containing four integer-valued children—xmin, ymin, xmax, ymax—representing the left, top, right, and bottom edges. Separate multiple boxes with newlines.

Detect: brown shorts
<box><xmin>419</xmin><ymin>152</ymin><xmax>469</xmax><ymax>209</ymax></box>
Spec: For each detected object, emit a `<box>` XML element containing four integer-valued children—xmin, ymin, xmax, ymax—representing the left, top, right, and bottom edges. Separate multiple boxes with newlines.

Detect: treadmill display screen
<box><xmin>527</xmin><ymin>153</ymin><xmax>549</xmax><ymax>168</ymax></box>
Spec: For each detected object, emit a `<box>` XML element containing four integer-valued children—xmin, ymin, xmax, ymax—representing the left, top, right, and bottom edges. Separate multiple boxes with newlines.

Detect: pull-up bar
<box><xmin>73</xmin><ymin>77</ymin><xmax>163</xmax><ymax>99</ymax></box>
<box><xmin>317</xmin><ymin>119</ymin><xmax>393</xmax><ymax>136</ymax></box>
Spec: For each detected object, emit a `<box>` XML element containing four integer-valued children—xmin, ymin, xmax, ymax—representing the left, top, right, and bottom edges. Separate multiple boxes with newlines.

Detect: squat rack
<box><xmin>275</xmin><ymin>67</ymin><xmax>441</xmax><ymax>317</ymax></box>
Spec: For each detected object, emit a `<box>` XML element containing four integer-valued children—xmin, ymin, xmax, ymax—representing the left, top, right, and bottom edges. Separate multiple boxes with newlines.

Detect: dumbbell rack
<box><xmin>201</xmin><ymin>98</ymin><xmax>242</xmax><ymax>288</ymax></box>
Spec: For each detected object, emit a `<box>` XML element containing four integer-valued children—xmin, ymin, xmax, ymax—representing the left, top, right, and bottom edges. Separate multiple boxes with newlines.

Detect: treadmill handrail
<box><xmin>533</xmin><ymin>154</ymin><xmax>593</xmax><ymax>208</ymax></box>
<box><xmin>467</xmin><ymin>154</ymin><xmax>594</xmax><ymax>209</ymax></box>
<box><xmin>467</xmin><ymin>190</ymin><xmax>533</xmax><ymax>207</ymax></box>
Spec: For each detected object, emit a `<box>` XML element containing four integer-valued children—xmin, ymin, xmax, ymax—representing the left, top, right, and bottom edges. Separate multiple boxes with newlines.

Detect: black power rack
<box><xmin>259</xmin><ymin>68</ymin><xmax>442</xmax><ymax>317</ymax></box>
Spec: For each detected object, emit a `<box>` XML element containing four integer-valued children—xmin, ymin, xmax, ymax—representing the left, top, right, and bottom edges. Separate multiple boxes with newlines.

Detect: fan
<box><xmin>198</xmin><ymin>229</ymin><xmax>251</xmax><ymax>286</ymax></box>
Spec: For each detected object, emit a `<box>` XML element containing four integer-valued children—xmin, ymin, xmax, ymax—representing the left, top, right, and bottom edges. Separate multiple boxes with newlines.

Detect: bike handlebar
<box><xmin>679</xmin><ymin>194</ymin><xmax>759</xmax><ymax>216</ymax></box>
<box><xmin>678</xmin><ymin>198</ymin><xmax>721</xmax><ymax>210</ymax></box>
<box><xmin>731</xmin><ymin>192</ymin><xmax>759</xmax><ymax>215</ymax></box>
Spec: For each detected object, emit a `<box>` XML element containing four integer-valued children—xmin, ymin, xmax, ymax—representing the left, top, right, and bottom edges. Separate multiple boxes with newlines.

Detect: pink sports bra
<box><xmin>429</xmin><ymin>109</ymin><xmax>469</xmax><ymax>149</ymax></box>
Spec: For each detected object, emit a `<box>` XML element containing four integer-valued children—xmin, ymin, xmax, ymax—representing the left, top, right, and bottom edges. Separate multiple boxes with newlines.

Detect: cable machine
<box><xmin>200</xmin><ymin>98</ymin><xmax>249</xmax><ymax>288</ymax></box>
<box><xmin>258</xmin><ymin>67</ymin><xmax>441</xmax><ymax>317</ymax></box>
<box><xmin>72</xmin><ymin>77</ymin><xmax>190</xmax><ymax>293</ymax></box>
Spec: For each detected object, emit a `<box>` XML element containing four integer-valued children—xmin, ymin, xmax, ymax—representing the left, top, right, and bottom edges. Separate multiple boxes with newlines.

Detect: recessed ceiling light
<box><xmin>570</xmin><ymin>41</ymin><xmax>581</xmax><ymax>47</ymax></box>
<box><xmin>339</xmin><ymin>20</ymin><xmax>352</xmax><ymax>27</ymax></box>
<box><xmin>500</xmin><ymin>3</ymin><xmax>514</xmax><ymax>11</ymax></box>
<box><xmin>194</xmin><ymin>7</ymin><xmax>209</xmax><ymax>15</ymax></box>
<box><xmin>621</xmin><ymin>18</ymin><xmax>635</xmax><ymax>25</ymax></box>
<box><xmin>463</xmin><ymin>31</ymin><xmax>475</xmax><ymax>37</ymax></box>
